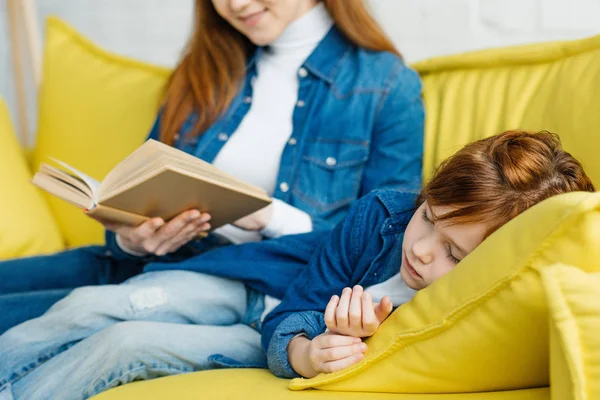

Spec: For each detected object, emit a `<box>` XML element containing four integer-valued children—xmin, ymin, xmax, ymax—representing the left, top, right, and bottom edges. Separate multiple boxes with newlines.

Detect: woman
<box><xmin>0</xmin><ymin>0</ymin><xmax>424</xmax><ymax>333</ymax></box>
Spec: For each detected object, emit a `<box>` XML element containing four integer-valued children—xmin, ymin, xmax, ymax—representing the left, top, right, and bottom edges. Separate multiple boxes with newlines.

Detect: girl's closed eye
<box><xmin>446</xmin><ymin>245</ymin><xmax>461</xmax><ymax>264</ymax></box>
<box><xmin>421</xmin><ymin>209</ymin><xmax>432</xmax><ymax>223</ymax></box>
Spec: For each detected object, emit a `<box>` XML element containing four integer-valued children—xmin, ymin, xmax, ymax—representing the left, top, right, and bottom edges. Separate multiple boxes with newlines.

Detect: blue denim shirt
<box><xmin>105</xmin><ymin>26</ymin><xmax>423</xmax><ymax>260</ymax></box>
<box><xmin>143</xmin><ymin>189</ymin><xmax>417</xmax><ymax>377</ymax></box>
<box><xmin>262</xmin><ymin>189</ymin><xmax>417</xmax><ymax>378</ymax></box>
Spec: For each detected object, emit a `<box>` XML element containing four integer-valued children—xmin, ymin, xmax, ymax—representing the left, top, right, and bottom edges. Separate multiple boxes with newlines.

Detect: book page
<box><xmin>32</xmin><ymin>171</ymin><xmax>95</xmax><ymax>209</ymax></box>
<box><xmin>51</xmin><ymin>158</ymin><xmax>101</xmax><ymax>197</ymax></box>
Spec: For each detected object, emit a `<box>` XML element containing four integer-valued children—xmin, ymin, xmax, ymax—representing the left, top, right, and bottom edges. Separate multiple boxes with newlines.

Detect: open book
<box><xmin>32</xmin><ymin>139</ymin><xmax>272</xmax><ymax>229</ymax></box>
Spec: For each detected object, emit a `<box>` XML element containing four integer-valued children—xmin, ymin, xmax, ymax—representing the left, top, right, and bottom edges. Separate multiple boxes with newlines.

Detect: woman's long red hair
<box><xmin>159</xmin><ymin>0</ymin><xmax>399</xmax><ymax>145</ymax></box>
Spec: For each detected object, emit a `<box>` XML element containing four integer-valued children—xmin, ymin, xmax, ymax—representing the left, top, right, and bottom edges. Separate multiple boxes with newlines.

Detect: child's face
<box><xmin>400</xmin><ymin>201</ymin><xmax>489</xmax><ymax>290</ymax></box>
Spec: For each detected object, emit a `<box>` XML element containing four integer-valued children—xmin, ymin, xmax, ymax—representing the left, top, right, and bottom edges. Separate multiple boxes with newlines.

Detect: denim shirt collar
<box><xmin>246</xmin><ymin>26</ymin><xmax>352</xmax><ymax>85</ymax></box>
<box><xmin>304</xmin><ymin>26</ymin><xmax>352</xmax><ymax>84</ymax></box>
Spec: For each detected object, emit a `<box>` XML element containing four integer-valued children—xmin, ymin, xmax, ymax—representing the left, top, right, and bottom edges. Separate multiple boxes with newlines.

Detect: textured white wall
<box><xmin>370</xmin><ymin>0</ymin><xmax>600</xmax><ymax>61</ymax></box>
<box><xmin>1</xmin><ymin>0</ymin><xmax>599</xmax><ymax>143</ymax></box>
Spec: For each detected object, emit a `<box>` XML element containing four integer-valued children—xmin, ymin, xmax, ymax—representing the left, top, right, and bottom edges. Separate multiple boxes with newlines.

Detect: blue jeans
<box><xmin>0</xmin><ymin>246</ymin><xmax>144</xmax><ymax>334</ymax></box>
<box><xmin>0</xmin><ymin>270</ymin><xmax>266</xmax><ymax>400</ymax></box>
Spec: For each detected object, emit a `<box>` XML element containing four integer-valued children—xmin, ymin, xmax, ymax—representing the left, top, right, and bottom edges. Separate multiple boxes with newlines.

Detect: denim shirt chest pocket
<box><xmin>293</xmin><ymin>139</ymin><xmax>369</xmax><ymax>212</ymax></box>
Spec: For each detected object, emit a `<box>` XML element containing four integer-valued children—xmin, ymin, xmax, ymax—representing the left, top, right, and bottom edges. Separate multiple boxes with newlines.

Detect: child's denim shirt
<box><xmin>148</xmin><ymin>26</ymin><xmax>423</xmax><ymax>231</ymax></box>
<box><xmin>141</xmin><ymin>189</ymin><xmax>417</xmax><ymax>378</ymax></box>
<box><xmin>262</xmin><ymin>189</ymin><xmax>417</xmax><ymax>378</ymax></box>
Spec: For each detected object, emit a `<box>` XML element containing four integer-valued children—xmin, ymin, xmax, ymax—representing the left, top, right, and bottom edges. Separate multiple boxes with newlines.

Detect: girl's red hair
<box><xmin>420</xmin><ymin>130</ymin><xmax>596</xmax><ymax>237</ymax></box>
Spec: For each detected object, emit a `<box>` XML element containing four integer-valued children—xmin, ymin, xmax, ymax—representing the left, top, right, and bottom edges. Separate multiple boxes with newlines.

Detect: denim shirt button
<box><xmin>244</xmin><ymin>96</ymin><xmax>252</xmax><ymax>104</ymax></box>
<box><xmin>288</xmin><ymin>137</ymin><xmax>297</xmax><ymax>146</ymax></box>
<box><xmin>218</xmin><ymin>133</ymin><xmax>229</xmax><ymax>141</ymax></box>
<box><xmin>296</xmin><ymin>100</ymin><xmax>305</xmax><ymax>108</ymax></box>
<box><xmin>298</xmin><ymin>67</ymin><xmax>308</xmax><ymax>78</ymax></box>
<box><xmin>325</xmin><ymin>157</ymin><xmax>337</xmax><ymax>166</ymax></box>
<box><xmin>279</xmin><ymin>182</ymin><xmax>290</xmax><ymax>193</ymax></box>
<box><xmin>105</xmin><ymin>250</ymin><xmax>112</xmax><ymax>257</ymax></box>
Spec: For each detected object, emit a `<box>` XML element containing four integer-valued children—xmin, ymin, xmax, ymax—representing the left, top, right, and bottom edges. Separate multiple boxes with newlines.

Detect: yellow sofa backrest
<box><xmin>34</xmin><ymin>18</ymin><xmax>171</xmax><ymax>247</ymax></box>
<box><xmin>32</xmin><ymin>18</ymin><xmax>600</xmax><ymax>249</ymax></box>
<box><xmin>412</xmin><ymin>35</ymin><xmax>600</xmax><ymax>186</ymax></box>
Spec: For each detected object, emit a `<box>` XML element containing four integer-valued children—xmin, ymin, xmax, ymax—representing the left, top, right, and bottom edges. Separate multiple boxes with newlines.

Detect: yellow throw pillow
<box><xmin>0</xmin><ymin>97</ymin><xmax>64</xmax><ymax>259</ymax></box>
<box><xmin>290</xmin><ymin>191</ymin><xmax>600</xmax><ymax>394</ymax></box>
<box><xmin>542</xmin><ymin>264</ymin><xmax>600</xmax><ymax>400</ymax></box>
<box><xmin>34</xmin><ymin>17</ymin><xmax>171</xmax><ymax>246</ymax></box>
<box><xmin>412</xmin><ymin>34</ymin><xmax>600</xmax><ymax>187</ymax></box>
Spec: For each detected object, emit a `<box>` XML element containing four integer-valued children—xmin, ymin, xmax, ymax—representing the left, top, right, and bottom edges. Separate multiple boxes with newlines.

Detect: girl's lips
<box><xmin>239</xmin><ymin>10</ymin><xmax>266</xmax><ymax>27</ymax></box>
<box><xmin>404</xmin><ymin>253</ymin><xmax>423</xmax><ymax>280</ymax></box>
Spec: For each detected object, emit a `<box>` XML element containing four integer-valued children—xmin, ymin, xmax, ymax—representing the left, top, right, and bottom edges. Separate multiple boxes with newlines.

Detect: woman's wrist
<box><xmin>115</xmin><ymin>233</ymin><xmax>149</xmax><ymax>257</ymax></box>
<box><xmin>288</xmin><ymin>336</ymin><xmax>317</xmax><ymax>378</ymax></box>
<box><xmin>260</xmin><ymin>199</ymin><xmax>313</xmax><ymax>238</ymax></box>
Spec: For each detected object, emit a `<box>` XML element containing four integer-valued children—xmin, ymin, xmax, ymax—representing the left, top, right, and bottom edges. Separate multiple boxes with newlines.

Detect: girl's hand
<box><xmin>233</xmin><ymin>204</ymin><xmax>273</xmax><ymax>231</ymax></box>
<box><xmin>89</xmin><ymin>209</ymin><xmax>211</xmax><ymax>256</ymax></box>
<box><xmin>288</xmin><ymin>332</ymin><xmax>367</xmax><ymax>378</ymax></box>
<box><xmin>325</xmin><ymin>285</ymin><xmax>393</xmax><ymax>338</ymax></box>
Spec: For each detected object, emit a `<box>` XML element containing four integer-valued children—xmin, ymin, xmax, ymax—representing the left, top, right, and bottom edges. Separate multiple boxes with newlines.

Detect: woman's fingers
<box><xmin>120</xmin><ymin>218</ymin><xmax>164</xmax><ymax>251</ymax></box>
<box><xmin>144</xmin><ymin>210</ymin><xmax>204</xmax><ymax>254</ymax></box>
<box><xmin>153</xmin><ymin>213</ymin><xmax>211</xmax><ymax>255</ymax></box>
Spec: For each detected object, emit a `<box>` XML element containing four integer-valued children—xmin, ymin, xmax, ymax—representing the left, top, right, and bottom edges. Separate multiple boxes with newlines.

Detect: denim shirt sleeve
<box><xmin>360</xmin><ymin>63</ymin><xmax>425</xmax><ymax>195</ymax></box>
<box><xmin>266</xmin><ymin>311</ymin><xmax>327</xmax><ymax>378</ymax></box>
<box><xmin>262</xmin><ymin>192</ymin><xmax>388</xmax><ymax>378</ymax></box>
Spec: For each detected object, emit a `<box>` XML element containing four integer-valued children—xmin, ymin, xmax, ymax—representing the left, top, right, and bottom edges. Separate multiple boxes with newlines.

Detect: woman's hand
<box><xmin>89</xmin><ymin>209</ymin><xmax>211</xmax><ymax>256</ymax></box>
<box><xmin>288</xmin><ymin>332</ymin><xmax>367</xmax><ymax>378</ymax></box>
<box><xmin>233</xmin><ymin>204</ymin><xmax>273</xmax><ymax>231</ymax></box>
<box><xmin>325</xmin><ymin>285</ymin><xmax>393</xmax><ymax>338</ymax></box>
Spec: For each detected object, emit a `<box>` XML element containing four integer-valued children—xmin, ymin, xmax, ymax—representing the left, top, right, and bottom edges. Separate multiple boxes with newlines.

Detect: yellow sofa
<box><xmin>1</xmin><ymin>18</ymin><xmax>600</xmax><ymax>400</ymax></box>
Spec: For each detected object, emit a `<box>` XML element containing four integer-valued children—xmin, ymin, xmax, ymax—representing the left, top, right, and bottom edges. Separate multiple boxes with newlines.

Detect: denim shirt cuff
<box><xmin>266</xmin><ymin>311</ymin><xmax>326</xmax><ymax>378</ymax></box>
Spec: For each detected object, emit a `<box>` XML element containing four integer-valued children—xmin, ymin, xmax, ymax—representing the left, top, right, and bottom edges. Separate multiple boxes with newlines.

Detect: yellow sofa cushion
<box><xmin>93</xmin><ymin>368</ymin><xmax>549</xmax><ymax>400</ymax></box>
<box><xmin>542</xmin><ymin>264</ymin><xmax>600</xmax><ymax>400</ymax></box>
<box><xmin>412</xmin><ymin>34</ymin><xmax>600</xmax><ymax>186</ymax></box>
<box><xmin>290</xmin><ymin>192</ymin><xmax>600</xmax><ymax>394</ymax></box>
<box><xmin>0</xmin><ymin>97</ymin><xmax>64</xmax><ymax>259</ymax></box>
<box><xmin>33</xmin><ymin>17</ymin><xmax>171</xmax><ymax>247</ymax></box>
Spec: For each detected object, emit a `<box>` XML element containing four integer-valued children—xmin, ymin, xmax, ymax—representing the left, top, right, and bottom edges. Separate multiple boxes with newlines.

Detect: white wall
<box><xmin>370</xmin><ymin>0</ymin><xmax>600</xmax><ymax>62</ymax></box>
<box><xmin>1</xmin><ymin>0</ymin><xmax>599</xmax><ymax>143</ymax></box>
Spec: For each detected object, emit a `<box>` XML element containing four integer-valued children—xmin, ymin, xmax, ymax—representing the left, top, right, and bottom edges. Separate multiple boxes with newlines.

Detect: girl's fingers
<box><xmin>348</xmin><ymin>285</ymin><xmax>363</xmax><ymax>328</ymax></box>
<box><xmin>320</xmin><ymin>352</ymin><xmax>365</xmax><ymax>374</ymax></box>
<box><xmin>324</xmin><ymin>295</ymin><xmax>340</xmax><ymax>330</ymax></box>
<box><xmin>320</xmin><ymin>333</ymin><xmax>361</xmax><ymax>349</ymax></box>
<box><xmin>361</xmin><ymin>291</ymin><xmax>378</xmax><ymax>332</ymax></box>
<box><xmin>374</xmin><ymin>295</ymin><xmax>394</xmax><ymax>322</ymax></box>
<box><xmin>321</xmin><ymin>342</ymin><xmax>367</xmax><ymax>363</ymax></box>
<box><xmin>335</xmin><ymin>287</ymin><xmax>352</xmax><ymax>328</ymax></box>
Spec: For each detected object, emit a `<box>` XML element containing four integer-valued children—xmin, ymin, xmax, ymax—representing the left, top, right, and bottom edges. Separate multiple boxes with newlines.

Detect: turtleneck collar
<box><xmin>268</xmin><ymin>2</ymin><xmax>333</xmax><ymax>55</ymax></box>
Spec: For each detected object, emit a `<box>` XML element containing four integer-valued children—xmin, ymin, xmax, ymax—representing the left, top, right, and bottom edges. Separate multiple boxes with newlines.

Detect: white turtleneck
<box><xmin>117</xmin><ymin>4</ymin><xmax>333</xmax><ymax>255</ymax></box>
<box><xmin>212</xmin><ymin>3</ymin><xmax>334</xmax><ymax>244</ymax></box>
